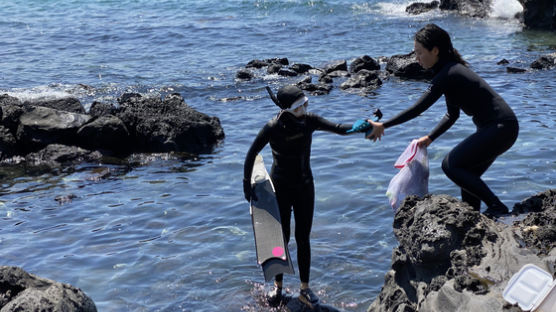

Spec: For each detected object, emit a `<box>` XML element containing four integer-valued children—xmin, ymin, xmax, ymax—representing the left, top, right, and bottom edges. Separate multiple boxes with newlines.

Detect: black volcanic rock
<box><xmin>116</xmin><ymin>93</ymin><xmax>224</xmax><ymax>154</ymax></box>
<box><xmin>439</xmin><ymin>0</ymin><xmax>492</xmax><ymax>18</ymax></box>
<box><xmin>518</xmin><ymin>0</ymin><xmax>556</xmax><ymax>30</ymax></box>
<box><xmin>406</xmin><ymin>1</ymin><xmax>440</xmax><ymax>15</ymax></box>
<box><xmin>531</xmin><ymin>52</ymin><xmax>556</xmax><ymax>69</ymax></box>
<box><xmin>386</xmin><ymin>52</ymin><xmax>434</xmax><ymax>80</ymax></box>
<box><xmin>0</xmin><ymin>266</ymin><xmax>97</xmax><ymax>312</ymax></box>
<box><xmin>368</xmin><ymin>191</ymin><xmax>556</xmax><ymax>312</ymax></box>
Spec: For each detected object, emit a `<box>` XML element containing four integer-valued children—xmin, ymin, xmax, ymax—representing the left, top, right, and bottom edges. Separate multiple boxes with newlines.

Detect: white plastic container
<box><xmin>503</xmin><ymin>264</ymin><xmax>556</xmax><ymax>312</ymax></box>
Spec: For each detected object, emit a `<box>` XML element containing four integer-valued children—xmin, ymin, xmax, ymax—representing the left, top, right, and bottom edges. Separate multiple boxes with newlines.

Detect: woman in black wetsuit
<box><xmin>367</xmin><ymin>24</ymin><xmax>518</xmax><ymax>218</ymax></box>
<box><xmin>243</xmin><ymin>85</ymin><xmax>359</xmax><ymax>308</ymax></box>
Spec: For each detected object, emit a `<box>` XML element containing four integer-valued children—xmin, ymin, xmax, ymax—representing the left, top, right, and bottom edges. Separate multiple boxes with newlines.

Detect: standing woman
<box><xmin>243</xmin><ymin>85</ymin><xmax>361</xmax><ymax>308</ymax></box>
<box><xmin>367</xmin><ymin>24</ymin><xmax>518</xmax><ymax>217</ymax></box>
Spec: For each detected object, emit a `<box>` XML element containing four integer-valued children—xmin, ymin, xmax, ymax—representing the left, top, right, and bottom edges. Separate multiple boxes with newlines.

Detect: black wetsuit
<box><xmin>244</xmin><ymin>112</ymin><xmax>352</xmax><ymax>283</ymax></box>
<box><xmin>383</xmin><ymin>60</ymin><xmax>518</xmax><ymax>210</ymax></box>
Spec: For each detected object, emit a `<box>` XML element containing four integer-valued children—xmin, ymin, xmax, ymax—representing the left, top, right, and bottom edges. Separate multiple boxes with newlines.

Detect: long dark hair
<box><xmin>415</xmin><ymin>24</ymin><xmax>468</xmax><ymax>67</ymax></box>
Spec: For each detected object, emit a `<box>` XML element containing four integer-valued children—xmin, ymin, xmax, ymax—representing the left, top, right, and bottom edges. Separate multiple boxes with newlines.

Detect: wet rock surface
<box><xmin>406</xmin><ymin>1</ymin><xmax>440</xmax><ymax>15</ymax></box>
<box><xmin>385</xmin><ymin>52</ymin><xmax>433</xmax><ymax>80</ymax></box>
<box><xmin>0</xmin><ymin>92</ymin><xmax>225</xmax><ymax>170</ymax></box>
<box><xmin>438</xmin><ymin>0</ymin><xmax>493</xmax><ymax>18</ymax></box>
<box><xmin>518</xmin><ymin>0</ymin><xmax>556</xmax><ymax>30</ymax></box>
<box><xmin>115</xmin><ymin>93</ymin><xmax>224</xmax><ymax>154</ymax></box>
<box><xmin>368</xmin><ymin>190</ymin><xmax>556</xmax><ymax>312</ymax></box>
<box><xmin>531</xmin><ymin>52</ymin><xmax>556</xmax><ymax>70</ymax></box>
<box><xmin>0</xmin><ymin>266</ymin><xmax>97</xmax><ymax>312</ymax></box>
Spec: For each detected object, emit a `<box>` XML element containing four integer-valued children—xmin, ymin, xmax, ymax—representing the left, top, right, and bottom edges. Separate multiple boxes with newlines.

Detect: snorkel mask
<box><xmin>266</xmin><ymin>85</ymin><xmax>308</xmax><ymax>117</ymax></box>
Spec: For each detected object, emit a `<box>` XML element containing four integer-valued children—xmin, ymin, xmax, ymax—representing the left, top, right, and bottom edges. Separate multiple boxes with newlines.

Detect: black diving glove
<box><xmin>243</xmin><ymin>178</ymin><xmax>257</xmax><ymax>202</ymax></box>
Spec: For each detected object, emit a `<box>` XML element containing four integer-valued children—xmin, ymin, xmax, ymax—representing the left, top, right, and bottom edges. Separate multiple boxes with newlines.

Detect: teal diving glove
<box><xmin>346</xmin><ymin>119</ymin><xmax>371</xmax><ymax>134</ymax></box>
<box><xmin>347</xmin><ymin>108</ymin><xmax>383</xmax><ymax>136</ymax></box>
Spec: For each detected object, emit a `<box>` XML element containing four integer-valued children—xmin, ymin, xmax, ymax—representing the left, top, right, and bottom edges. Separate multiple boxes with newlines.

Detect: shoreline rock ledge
<box><xmin>0</xmin><ymin>266</ymin><xmax>97</xmax><ymax>311</ymax></box>
<box><xmin>367</xmin><ymin>190</ymin><xmax>556</xmax><ymax>312</ymax></box>
<box><xmin>0</xmin><ymin>93</ymin><xmax>225</xmax><ymax>168</ymax></box>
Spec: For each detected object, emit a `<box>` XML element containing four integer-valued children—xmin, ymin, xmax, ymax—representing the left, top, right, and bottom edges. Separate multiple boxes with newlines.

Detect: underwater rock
<box><xmin>0</xmin><ymin>266</ymin><xmax>97</xmax><ymax>312</ymax></box>
<box><xmin>368</xmin><ymin>191</ymin><xmax>556</xmax><ymax>312</ymax></box>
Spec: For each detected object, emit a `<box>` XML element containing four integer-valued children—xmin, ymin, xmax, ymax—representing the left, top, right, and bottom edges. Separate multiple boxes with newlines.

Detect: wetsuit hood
<box><xmin>276</xmin><ymin>85</ymin><xmax>305</xmax><ymax>109</ymax></box>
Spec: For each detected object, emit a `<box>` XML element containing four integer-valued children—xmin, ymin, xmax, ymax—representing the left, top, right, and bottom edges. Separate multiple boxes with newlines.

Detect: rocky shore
<box><xmin>2</xmin><ymin>190</ymin><xmax>552</xmax><ymax>311</ymax></box>
<box><xmin>367</xmin><ymin>190</ymin><xmax>555</xmax><ymax>312</ymax></box>
<box><xmin>235</xmin><ymin>48</ymin><xmax>555</xmax><ymax>102</ymax></box>
<box><xmin>0</xmin><ymin>93</ymin><xmax>224</xmax><ymax>171</ymax></box>
<box><xmin>0</xmin><ymin>266</ymin><xmax>96</xmax><ymax>311</ymax></box>
<box><xmin>403</xmin><ymin>0</ymin><xmax>556</xmax><ymax>31</ymax></box>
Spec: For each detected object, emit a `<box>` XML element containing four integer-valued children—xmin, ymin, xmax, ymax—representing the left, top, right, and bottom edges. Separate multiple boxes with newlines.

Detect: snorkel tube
<box><xmin>373</xmin><ymin>108</ymin><xmax>383</xmax><ymax>121</ymax></box>
<box><xmin>265</xmin><ymin>86</ymin><xmax>281</xmax><ymax>107</ymax></box>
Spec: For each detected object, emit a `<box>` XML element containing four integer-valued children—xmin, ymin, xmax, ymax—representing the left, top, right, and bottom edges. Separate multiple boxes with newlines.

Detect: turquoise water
<box><xmin>1</xmin><ymin>1</ymin><xmax>555</xmax><ymax>311</ymax></box>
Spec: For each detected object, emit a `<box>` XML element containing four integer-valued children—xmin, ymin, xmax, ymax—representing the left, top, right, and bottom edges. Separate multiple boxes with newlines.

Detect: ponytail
<box><xmin>448</xmin><ymin>47</ymin><xmax>468</xmax><ymax>67</ymax></box>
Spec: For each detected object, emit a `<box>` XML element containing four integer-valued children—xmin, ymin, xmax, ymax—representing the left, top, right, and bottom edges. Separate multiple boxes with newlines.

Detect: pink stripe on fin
<box><xmin>272</xmin><ymin>246</ymin><xmax>284</xmax><ymax>257</ymax></box>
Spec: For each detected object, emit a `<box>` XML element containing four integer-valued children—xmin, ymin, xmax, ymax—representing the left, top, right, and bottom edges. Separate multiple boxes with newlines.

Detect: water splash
<box><xmin>490</xmin><ymin>0</ymin><xmax>523</xmax><ymax>19</ymax></box>
<box><xmin>2</xmin><ymin>85</ymin><xmax>75</xmax><ymax>102</ymax></box>
<box><xmin>357</xmin><ymin>0</ymin><xmax>442</xmax><ymax>18</ymax></box>
<box><xmin>358</xmin><ymin>0</ymin><xmax>523</xmax><ymax>20</ymax></box>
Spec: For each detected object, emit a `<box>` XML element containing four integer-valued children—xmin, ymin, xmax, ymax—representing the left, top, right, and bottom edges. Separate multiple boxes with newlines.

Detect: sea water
<box><xmin>0</xmin><ymin>1</ymin><xmax>555</xmax><ymax>311</ymax></box>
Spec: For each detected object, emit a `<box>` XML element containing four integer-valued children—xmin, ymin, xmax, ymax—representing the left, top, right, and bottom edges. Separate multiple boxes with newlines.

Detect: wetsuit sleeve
<box><xmin>382</xmin><ymin>84</ymin><xmax>443</xmax><ymax>129</ymax></box>
<box><xmin>427</xmin><ymin>103</ymin><xmax>459</xmax><ymax>141</ymax></box>
<box><xmin>311</xmin><ymin>114</ymin><xmax>352</xmax><ymax>135</ymax></box>
<box><xmin>243</xmin><ymin>123</ymin><xmax>271</xmax><ymax>181</ymax></box>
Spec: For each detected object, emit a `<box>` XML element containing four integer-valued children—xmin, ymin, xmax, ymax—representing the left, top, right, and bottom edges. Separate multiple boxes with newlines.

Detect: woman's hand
<box><xmin>366</xmin><ymin>120</ymin><xmax>384</xmax><ymax>141</ymax></box>
<box><xmin>417</xmin><ymin>135</ymin><xmax>432</xmax><ymax>148</ymax></box>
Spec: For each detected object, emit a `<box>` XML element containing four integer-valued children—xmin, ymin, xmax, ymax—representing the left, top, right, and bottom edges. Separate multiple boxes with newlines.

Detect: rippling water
<box><xmin>1</xmin><ymin>1</ymin><xmax>555</xmax><ymax>311</ymax></box>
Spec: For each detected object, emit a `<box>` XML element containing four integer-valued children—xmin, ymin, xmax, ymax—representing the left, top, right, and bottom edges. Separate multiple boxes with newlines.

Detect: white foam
<box><xmin>355</xmin><ymin>0</ymin><xmax>442</xmax><ymax>18</ymax></box>
<box><xmin>3</xmin><ymin>85</ymin><xmax>74</xmax><ymax>102</ymax></box>
<box><xmin>490</xmin><ymin>0</ymin><xmax>523</xmax><ymax>19</ymax></box>
<box><xmin>357</xmin><ymin>0</ymin><xmax>523</xmax><ymax>20</ymax></box>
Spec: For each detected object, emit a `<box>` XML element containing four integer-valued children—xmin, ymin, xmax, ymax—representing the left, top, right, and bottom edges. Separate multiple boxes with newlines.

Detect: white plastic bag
<box><xmin>386</xmin><ymin>139</ymin><xmax>429</xmax><ymax>211</ymax></box>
